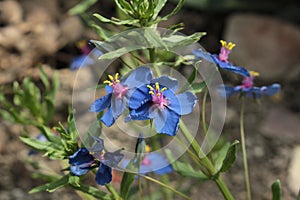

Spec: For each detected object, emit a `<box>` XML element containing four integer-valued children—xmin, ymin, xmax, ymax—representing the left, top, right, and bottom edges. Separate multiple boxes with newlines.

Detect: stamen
<box><xmin>147</xmin><ymin>85</ymin><xmax>154</xmax><ymax>91</ymax></box>
<box><xmin>220</xmin><ymin>40</ymin><xmax>236</xmax><ymax>50</ymax></box>
<box><xmin>145</xmin><ymin>145</ymin><xmax>151</xmax><ymax>153</ymax></box>
<box><xmin>250</xmin><ymin>71</ymin><xmax>260</xmax><ymax>77</ymax></box>
<box><xmin>155</xmin><ymin>82</ymin><xmax>160</xmax><ymax>91</ymax></box>
<box><xmin>104</xmin><ymin>73</ymin><xmax>121</xmax><ymax>86</ymax></box>
<box><xmin>108</xmin><ymin>75</ymin><xmax>114</xmax><ymax>81</ymax></box>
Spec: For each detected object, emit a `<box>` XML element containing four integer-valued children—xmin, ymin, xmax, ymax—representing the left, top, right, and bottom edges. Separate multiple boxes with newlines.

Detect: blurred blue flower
<box><xmin>70</xmin><ymin>41</ymin><xmax>103</xmax><ymax>70</ymax></box>
<box><xmin>69</xmin><ymin>137</ymin><xmax>124</xmax><ymax>186</ymax></box>
<box><xmin>217</xmin><ymin>71</ymin><xmax>281</xmax><ymax>98</ymax></box>
<box><xmin>192</xmin><ymin>40</ymin><xmax>250</xmax><ymax>77</ymax></box>
<box><xmin>128</xmin><ymin>76</ymin><xmax>197</xmax><ymax>136</ymax></box>
<box><xmin>90</xmin><ymin>66</ymin><xmax>153</xmax><ymax>127</ymax></box>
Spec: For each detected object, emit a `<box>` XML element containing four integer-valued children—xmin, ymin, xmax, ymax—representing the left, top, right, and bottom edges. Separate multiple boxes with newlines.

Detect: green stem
<box><xmin>105</xmin><ymin>184</ymin><xmax>121</xmax><ymax>200</ymax></box>
<box><xmin>149</xmin><ymin>48</ymin><xmax>161</xmax><ymax>76</ymax></box>
<box><xmin>201</xmin><ymin>89</ymin><xmax>214</xmax><ymax>164</ymax></box>
<box><xmin>240</xmin><ymin>97</ymin><xmax>252</xmax><ymax>200</ymax></box>
<box><xmin>180</xmin><ymin>120</ymin><xmax>234</xmax><ymax>200</ymax></box>
<box><xmin>139</xmin><ymin>174</ymin><xmax>191</xmax><ymax>200</ymax></box>
<box><xmin>138</xmin><ymin>176</ymin><xmax>144</xmax><ymax>200</ymax></box>
<box><xmin>161</xmin><ymin>174</ymin><xmax>173</xmax><ymax>200</ymax></box>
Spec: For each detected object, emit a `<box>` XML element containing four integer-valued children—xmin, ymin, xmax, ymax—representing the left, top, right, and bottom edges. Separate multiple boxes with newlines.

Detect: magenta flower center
<box><xmin>142</xmin><ymin>155</ymin><xmax>151</xmax><ymax>166</ymax></box>
<box><xmin>104</xmin><ymin>73</ymin><xmax>128</xmax><ymax>98</ymax></box>
<box><xmin>241</xmin><ymin>71</ymin><xmax>259</xmax><ymax>88</ymax></box>
<box><xmin>218</xmin><ymin>40</ymin><xmax>236</xmax><ymax>63</ymax></box>
<box><xmin>147</xmin><ymin>82</ymin><xmax>168</xmax><ymax>108</ymax></box>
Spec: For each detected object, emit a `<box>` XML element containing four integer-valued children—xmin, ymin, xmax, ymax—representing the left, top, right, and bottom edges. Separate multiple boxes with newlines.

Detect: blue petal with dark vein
<box><xmin>262</xmin><ymin>83</ymin><xmax>280</xmax><ymax>96</ymax></box>
<box><xmin>128</xmin><ymin>85</ymin><xmax>152</xmax><ymax>110</ymax></box>
<box><xmin>101</xmin><ymin>107</ymin><xmax>115</xmax><ymax>127</ymax></box>
<box><xmin>95</xmin><ymin>163</ymin><xmax>112</xmax><ymax>186</ymax></box>
<box><xmin>150</xmin><ymin>76</ymin><xmax>178</xmax><ymax>92</ymax></box>
<box><xmin>69</xmin><ymin>148</ymin><xmax>94</xmax><ymax>165</ymax></box>
<box><xmin>122</xmin><ymin>66</ymin><xmax>153</xmax><ymax>88</ymax></box>
<box><xmin>154</xmin><ymin>108</ymin><xmax>180</xmax><ymax>136</ymax></box>
<box><xmin>167</xmin><ymin>91</ymin><xmax>197</xmax><ymax>115</ymax></box>
<box><xmin>90</xmin><ymin>93</ymin><xmax>112</xmax><ymax>112</ymax></box>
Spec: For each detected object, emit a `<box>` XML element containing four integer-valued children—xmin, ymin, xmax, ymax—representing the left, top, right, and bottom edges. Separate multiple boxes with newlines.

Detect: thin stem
<box><xmin>139</xmin><ymin>174</ymin><xmax>191</xmax><ymax>200</ymax></box>
<box><xmin>180</xmin><ymin>120</ymin><xmax>234</xmax><ymax>200</ymax></box>
<box><xmin>149</xmin><ymin>48</ymin><xmax>161</xmax><ymax>76</ymax></box>
<box><xmin>138</xmin><ymin>176</ymin><xmax>144</xmax><ymax>200</ymax></box>
<box><xmin>201</xmin><ymin>89</ymin><xmax>214</xmax><ymax>164</ymax></box>
<box><xmin>119</xmin><ymin>57</ymin><xmax>134</xmax><ymax>69</ymax></box>
<box><xmin>105</xmin><ymin>184</ymin><xmax>121</xmax><ymax>200</ymax></box>
<box><xmin>240</xmin><ymin>97</ymin><xmax>252</xmax><ymax>200</ymax></box>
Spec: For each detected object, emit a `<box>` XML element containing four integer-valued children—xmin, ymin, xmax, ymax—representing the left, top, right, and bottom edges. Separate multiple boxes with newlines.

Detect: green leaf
<box><xmin>93</xmin><ymin>13</ymin><xmax>139</xmax><ymax>26</ymax></box>
<box><xmin>219</xmin><ymin>140</ymin><xmax>239</xmax><ymax>173</ymax></box>
<box><xmin>165</xmin><ymin>149</ymin><xmax>208</xmax><ymax>181</ymax></box>
<box><xmin>144</xmin><ymin>28</ymin><xmax>168</xmax><ymax>50</ymax></box>
<box><xmin>68</xmin><ymin>0</ymin><xmax>98</xmax><ymax>15</ymax></box>
<box><xmin>68</xmin><ymin>175</ymin><xmax>80</xmax><ymax>187</ymax></box>
<box><xmin>191</xmin><ymin>81</ymin><xmax>206</xmax><ymax>94</ymax></box>
<box><xmin>115</xmin><ymin>0</ymin><xmax>135</xmax><ymax>17</ymax></box>
<box><xmin>162</xmin><ymin>32</ymin><xmax>206</xmax><ymax>49</ymax></box>
<box><xmin>99</xmin><ymin>46</ymin><xmax>143</xmax><ymax>60</ymax></box>
<box><xmin>29</xmin><ymin>175</ymin><xmax>69</xmax><ymax>193</ymax></box>
<box><xmin>271</xmin><ymin>179</ymin><xmax>282</xmax><ymax>200</ymax></box>
<box><xmin>120</xmin><ymin>171</ymin><xmax>136</xmax><ymax>200</ymax></box>
<box><xmin>20</xmin><ymin>136</ymin><xmax>52</xmax><ymax>152</ymax></box>
<box><xmin>155</xmin><ymin>0</ymin><xmax>185</xmax><ymax>23</ymax></box>
<box><xmin>152</xmin><ymin>0</ymin><xmax>168</xmax><ymax>20</ymax></box>
<box><xmin>72</xmin><ymin>184</ymin><xmax>112</xmax><ymax>200</ymax></box>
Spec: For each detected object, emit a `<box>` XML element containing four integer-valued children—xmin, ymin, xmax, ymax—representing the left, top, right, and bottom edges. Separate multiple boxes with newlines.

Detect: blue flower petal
<box><xmin>193</xmin><ymin>49</ymin><xmax>250</xmax><ymax>77</ymax></box>
<box><xmin>128</xmin><ymin>85</ymin><xmax>152</xmax><ymax>110</ymax></box>
<box><xmin>140</xmin><ymin>153</ymin><xmax>173</xmax><ymax>175</ymax></box>
<box><xmin>217</xmin><ymin>85</ymin><xmax>239</xmax><ymax>98</ymax></box>
<box><xmin>70</xmin><ymin>165</ymin><xmax>91</xmax><ymax>176</ymax></box>
<box><xmin>101</xmin><ymin>107</ymin><xmax>115</xmax><ymax>127</ymax></box>
<box><xmin>151</xmin><ymin>76</ymin><xmax>178</xmax><ymax>92</ymax></box>
<box><xmin>122</xmin><ymin>66</ymin><xmax>153</xmax><ymax>89</ymax></box>
<box><xmin>167</xmin><ymin>91</ymin><xmax>197</xmax><ymax>115</ymax></box>
<box><xmin>69</xmin><ymin>148</ymin><xmax>94</xmax><ymax>165</ymax></box>
<box><xmin>129</xmin><ymin>101</ymin><xmax>151</xmax><ymax>120</ymax></box>
<box><xmin>105</xmin><ymin>85</ymin><xmax>113</xmax><ymax>93</ymax></box>
<box><xmin>111</xmin><ymin>95</ymin><xmax>126</xmax><ymax>119</ymax></box>
<box><xmin>243</xmin><ymin>87</ymin><xmax>262</xmax><ymax>98</ymax></box>
<box><xmin>69</xmin><ymin>148</ymin><xmax>95</xmax><ymax>176</ymax></box>
<box><xmin>90</xmin><ymin>93</ymin><xmax>112</xmax><ymax>112</ymax></box>
<box><xmin>154</xmin><ymin>108</ymin><xmax>180</xmax><ymax>136</ymax></box>
<box><xmin>262</xmin><ymin>83</ymin><xmax>280</xmax><ymax>96</ymax></box>
<box><xmin>96</xmin><ymin>163</ymin><xmax>112</xmax><ymax>186</ymax></box>
<box><xmin>192</xmin><ymin>49</ymin><xmax>216</xmax><ymax>63</ymax></box>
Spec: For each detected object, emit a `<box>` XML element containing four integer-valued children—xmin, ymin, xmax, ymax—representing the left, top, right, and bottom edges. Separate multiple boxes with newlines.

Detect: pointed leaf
<box><xmin>219</xmin><ymin>140</ymin><xmax>239</xmax><ymax>173</ymax></box>
<box><xmin>29</xmin><ymin>175</ymin><xmax>69</xmax><ymax>193</ymax></box>
<box><xmin>152</xmin><ymin>0</ymin><xmax>168</xmax><ymax>19</ymax></box>
<box><xmin>93</xmin><ymin>13</ymin><xmax>139</xmax><ymax>26</ymax></box>
<box><xmin>271</xmin><ymin>180</ymin><xmax>282</xmax><ymax>200</ymax></box>
<box><xmin>72</xmin><ymin>184</ymin><xmax>112</xmax><ymax>200</ymax></box>
<box><xmin>120</xmin><ymin>171</ymin><xmax>136</xmax><ymax>200</ymax></box>
<box><xmin>68</xmin><ymin>0</ymin><xmax>98</xmax><ymax>15</ymax></box>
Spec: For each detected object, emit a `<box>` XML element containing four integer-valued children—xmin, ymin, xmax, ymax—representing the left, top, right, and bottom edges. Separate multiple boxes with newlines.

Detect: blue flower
<box><xmin>192</xmin><ymin>40</ymin><xmax>250</xmax><ymax>77</ymax></box>
<box><xmin>127</xmin><ymin>76</ymin><xmax>197</xmax><ymax>136</ymax></box>
<box><xmin>68</xmin><ymin>137</ymin><xmax>124</xmax><ymax>186</ymax></box>
<box><xmin>90</xmin><ymin>67</ymin><xmax>153</xmax><ymax>127</ymax></box>
<box><xmin>70</xmin><ymin>41</ymin><xmax>103</xmax><ymax>70</ymax></box>
<box><xmin>217</xmin><ymin>71</ymin><xmax>281</xmax><ymax>98</ymax></box>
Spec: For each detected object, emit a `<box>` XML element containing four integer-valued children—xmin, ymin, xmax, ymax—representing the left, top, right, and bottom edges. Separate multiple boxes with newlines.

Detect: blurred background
<box><xmin>0</xmin><ymin>0</ymin><xmax>299</xmax><ymax>199</ymax></box>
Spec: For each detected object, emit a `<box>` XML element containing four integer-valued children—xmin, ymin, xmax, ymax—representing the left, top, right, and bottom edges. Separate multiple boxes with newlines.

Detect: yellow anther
<box><xmin>147</xmin><ymin>85</ymin><xmax>154</xmax><ymax>91</ymax></box>
<box><xmin>161</xmin><ymin>87</ymin><xmax>167</xmax><ymax>92</ymax></box>
<box><xmin>149</xmin><ymin>91</ymin><xmax>154</xmax><ymax>95</ymax></box>
<box><xmin>155</xmin><ymin>82</ymin><xmax>160</xmax><ymax>91</ymax></box>
<box><xmin>156</xmin><ymin>93</ymin><xmax>161</xmax><ymax>96</ymax></box>
<box><xmin>220</xmin><ymin>40</ymin><xmax>236</xmax><ymax>50</ymax></box>
<box><xmin>108</xmin><ymin>75</ymin><xmax>114</xmax><ymax>81</ymax></box>
<box><xmin>250</xmin><ymin>71</ymin><xmax>260</xmax><ymax>77</ymax></box>
<box><xmin>145</xmin><ymin>145</ymin><xmax>151</xmax><ymax>153</ymax></box>
<box><xmin>103</xmin><ymin>80</ymin><xmax>112</xmax><ymax>84</ymax></box>
<box><xmin>115</xmin><ymin>73</ymin><xmax>119</xmax><ymax>80</ymax></box>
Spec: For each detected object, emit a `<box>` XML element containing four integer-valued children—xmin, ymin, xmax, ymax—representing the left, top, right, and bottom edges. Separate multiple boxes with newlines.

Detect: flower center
<box><xmin>241</xmin><ymin>71</ymin><xmax>259</xmax><ymax>88</ymax></box>
<box><xmin>147</xmin><ymin>82</ymin><xmax>168</xmax><ymax>108</ymax></box>
<box><xmin>104</xmin><ymin>73</ymin><xmax>128</xmax><ymax>98</ymax></box>
<box><xmin>142</xmin><ymin>145</ymin><xmax>152</xmax><ymax>166</ymax></box>
<box><xmin>218</xmin><ymin>40</ymin><xmax>235</xmax><ymax>63</ymax></box>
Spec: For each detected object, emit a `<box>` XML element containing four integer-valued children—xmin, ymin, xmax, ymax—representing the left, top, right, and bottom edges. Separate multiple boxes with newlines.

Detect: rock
<box><xmin>287</xmin><ymin>146</ymin><xmax>300</xmax><ymax>195</ymax></box>
<box><xmin>224</xmin><ymin>14</ymin><xmax>300</xmax><ymax>81</ymax></box>
<box><xmin>0</xmin><ymin>0</ymin><xmax>23</xmax><ymax>24</ymax></box>
<box><xmin>0</xmin><ymin>26</ymin><xmax>23</xmax><ymax>48</ymax></box>
<box><xmin>59</xmin><ymin>16</ymin><xmax>84</xmax><ymax>45</ymax></box>
<box><xmin>260</xmin><ymin>106</ymin><xmax>300</xmax><ymax>142</ymax></box>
